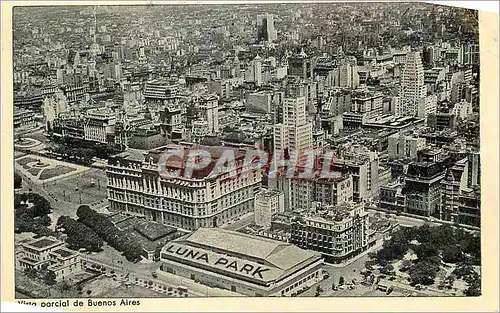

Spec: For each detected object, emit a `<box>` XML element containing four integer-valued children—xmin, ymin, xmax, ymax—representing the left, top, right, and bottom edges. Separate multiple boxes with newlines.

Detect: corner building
<box><xmin>106</xmin><ymin>145</ymin><xmax>262</xmax><ymax>231</ymax></box>
<box><xmin>160</xmin><ymin>228</ymin><xmax>324</xmax><ymax>296</ymax></box>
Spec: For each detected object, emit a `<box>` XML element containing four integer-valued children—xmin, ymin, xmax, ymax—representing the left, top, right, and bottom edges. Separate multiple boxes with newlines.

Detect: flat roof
<box><xmin>52</xmin><ymin>248</ymin><xmax>74</xmax><ymax>258</ymax></box>
<box><xmin>113</xmin><ymin>149</ymin><xmax>146</xmax><ymax>162</ymax></box>
<box><xmin>162</xmin><ymin>229</ymin><xmax>321</xmax><ymax>284</ymax></box>
<box><xmin>28</xmin><ymin>238</ymin><xmax>59</xmax><ymax>249</ymax></box>
<box><xmin>184</xmin><ymin>228</ymin><xmax>319</xmax><ymax>271</ymax></box>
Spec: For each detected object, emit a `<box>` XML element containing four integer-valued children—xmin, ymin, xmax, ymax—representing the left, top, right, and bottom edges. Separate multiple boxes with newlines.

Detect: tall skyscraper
<box><xmin>273</xmin><ymin>95</ymin><xmax>313</xmax><ymax>157</ymax></box>
<box><xmin>252</xmin><ymin>55</ymin><xmax>262</xmax><ymax>86</ymax></box>
<box><xmin>257</xmin><ymin>13</ymin><xmax>278</xmax><ymax>43</ymax></box>
<box><xmin>399</xmin><ymin>52</ymin><xmax>427</xmax><ymax>116</ymax></box>
<box><xmin>332</xmin><ymin>62</ymin><xmax>360</xmax><ymax>89</ymax></box>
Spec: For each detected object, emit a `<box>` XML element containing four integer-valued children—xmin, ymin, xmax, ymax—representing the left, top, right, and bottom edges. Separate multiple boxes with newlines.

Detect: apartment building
<box><xmin>290</xmin><ymin>202</ymin><xmax>374</xmax><ymax>264</ymax></box>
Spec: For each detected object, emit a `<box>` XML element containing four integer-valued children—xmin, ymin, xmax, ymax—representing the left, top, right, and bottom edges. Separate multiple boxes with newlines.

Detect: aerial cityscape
<box><xmin>13</xmin><ymin>2</ymin><xmax>481</xmax><ymax>300</ymax></box>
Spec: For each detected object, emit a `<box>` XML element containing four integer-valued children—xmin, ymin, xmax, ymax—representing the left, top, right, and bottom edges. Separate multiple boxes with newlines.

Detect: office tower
<box><xmin>253</xmin><ymin>55</ymin><xmax>262</xmax><ymax>86</ymax></box>
<box><xmin>463</xmin><ymin>43</ymin><xmax>480</xmax><ymax>65</ymax></box>
<box><xmin>272</xmin><ymin>95</ymin><xmax>313</xmax><ymax>211</ymax></box>
<box><xmin>399</xmin><ymin>52</ymin><xmax>427</xmax><ymax>116</ymax></box>
<box><xmin>273</xmin><ymin>95</ymin><xmax>313</xmax><ymax>157</ymax></box>
<box><xmin>89</xmin><ymin>6</ymin><xmax>100</xmax><ymax>57</ymax></box>
<box><xmin>441</xmin><ymin>158</ymin><xmax>469</xmax><ymax>222</ymax></box>
<box><xmin>288</xmin><ymin>49</ymin><xmax>313</xmax><ymax>79</ymax></box>
<box><xmin>332</xmin><ymin>63</ymin><xmax>360</xmax><ymax>89</ymax></box>
<box><xmin>43</xmin><ymin>91</ymin><xmax>68</xmax><ymax>132</ymax></box>
<box><xmin>254</xmin><ymin>189</ymin><xmax>285</xmax><ymax>227</ymax></box>
<box><xmin>202</xmin><ymin>94</ymin><xmax>220</xmax><ymax>134</ymax></box>
<box><xmin>388</xmin><ymin>132</ymin><xmax>426</xmax><ymax>160</ymax></box>
<box><xmin>257</xmin><ymin>13</ymin><xmax>277</xmax><ymax>42</ymax></box>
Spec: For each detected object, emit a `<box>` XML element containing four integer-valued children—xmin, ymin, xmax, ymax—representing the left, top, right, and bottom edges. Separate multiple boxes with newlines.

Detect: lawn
<box><xmin>27</xmin><ymin>168</ymin><xmax>42</xmax><ymax>176</ymax></box>
<box><xmin>14</xmin><ymin>151</ymin><xmax>26</xmax><ymax>159</ymax></box>
<box><xmin>39</xmin><ymin>165</ymin><xmax>77</xmax><ymax>181</ymax></box>
<box><xmin>17</xmin><ymin>157</ymin><xmax>38</xmax><ymax>166</ymax></box>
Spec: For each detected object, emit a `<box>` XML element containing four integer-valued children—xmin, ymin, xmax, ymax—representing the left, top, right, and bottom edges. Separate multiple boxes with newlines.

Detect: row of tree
<box><xmin>56</xmin><ymin>216</ymin><xmax>103</xmax><ymax>252</ymax></box>
<box><xmin>51</xmin><ymin>136</ymin><xmax>122</xmax><ymax>160</ymax></box>
<box><xmin>76</xmin><ymin>206</ymin><xmax>144</xmax><ymax>262</ymax></box>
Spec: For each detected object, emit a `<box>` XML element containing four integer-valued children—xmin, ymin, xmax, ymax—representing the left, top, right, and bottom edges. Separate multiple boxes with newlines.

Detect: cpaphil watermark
<box><xmin>156</xmin><ymin>147</ymin><xmax>342</xmax><ymax>181</ymax></box>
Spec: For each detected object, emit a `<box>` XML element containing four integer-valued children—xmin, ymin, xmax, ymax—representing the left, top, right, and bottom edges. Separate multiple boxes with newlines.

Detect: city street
<box><xmin>220</xmin><ymin>212</ymin><xmax>255</xmax><ymax>231</ymax></box>
<box><xmin>81</xmin><ymin>244</ymin><xmax>240</xmax><ymax>297</ymax></box>
<box><xmin>299</xmin><ymin>251</ymin><xmax>372</xmax><ymax>297</ymax></box>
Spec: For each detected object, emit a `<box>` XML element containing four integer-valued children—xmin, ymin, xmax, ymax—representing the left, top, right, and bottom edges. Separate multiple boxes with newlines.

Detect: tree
<box><xmin>338</xmin><ymin>276</ymin><xmax>345</xmax><ymax>286</ymax></box>
<box><xmin>433</xmin><ymin>225</ymin><xmax>457</xmax><ymax>249</ymax></box>
<box><xmin>462</xmin><ymin>235</ymin><xmax>481</xmax><ymax>263</ymax></box>
<box><xmin>61</xmin><ymin>281</ymin><xmax>72</xmax><ymax>291</ymax></box>
<box><xmin>464</xmin><ymin>276</ymin><xmax>481</xmax><ymax>296</ymax></box>
<box><xmin>86</xmin><ymin>290</ymin><xmax>92</xmax><ymax>296</ymax></box>
<box><xmin>376</xmin><ymin>230</ymin><xmax>411</xmax><ymax>262</ymax></box>
<box><xmin>409</xmin><ymin>261</ymin><xmax>440</xmax><ymax>285</ymax></box>
<box><xmin>442</xmin><ymin>245</ymin><xmax>463</xmax><ymax>264</ymax></box>
<box><xmin>400</xmin><ymin>259</ymin><xmax>413</xmax><ymax>272</ymax></box>
<box><xmin>444</xmin><ymin>274</ymin><xmax>456</xmax><ymax>288</ymax></box>
<box><xmin>57</xmin><ymin>216</ymin><xmax>103</xmax><ymax>252</ymax></box>
<box><xmin>414</xmin><ymin>243</ymin><xmax>439</xmax><ymax>261</ymax></box>
<box><xmin>123</xmin><ymin>241</ymin><xmax>144</xmax><ymax>263</ymax></box>
<box><xmin>42</xmin><ymin>270</ymin><xmax>57</xmax><ymax>286</ymax></box>
<box><xmin>38</xmin><ymin>215</ymin><xmax>52</xmax><ymax>227</ymax></box>
<box><xmin>381</xmin><ymin>264</ymin><xmax>395</xmax><ymax>275</ymax></box>
<box><xmin>14</xmin><ymin>173</ymin><xmax>22</xmax><ymax>189</ymax></box>
<box><xmin>24</xmin><ymin>267</ymin><xmax>38</xmax><ymax>279</ymax></box>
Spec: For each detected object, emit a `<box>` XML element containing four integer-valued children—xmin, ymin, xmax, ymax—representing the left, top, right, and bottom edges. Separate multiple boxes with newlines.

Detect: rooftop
<box><xmin>183</xmin><ymin>228</ymin><xmax>319</xmax><ymax>271</ymax></box>
<box><xmin>112</xmin><ymin>149</ymin><xmax>146</xmax><ymax>162</ymax></box>
<box><xmin>134</xmin><ymin>220</ymin><xmax>177</xmax><ymax>241</ymax></box>
<box><xmin>52</xmin><ymin>248</ymin><xmax>75</xmax><ymax>258</ymax></box>
<box><xmin>27</xmin><ymin>237</ymin><xmax>61</xmax><ymax>249</ymax></box>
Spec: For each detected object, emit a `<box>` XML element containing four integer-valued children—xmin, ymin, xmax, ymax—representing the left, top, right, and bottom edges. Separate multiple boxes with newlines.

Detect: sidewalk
<box><xmin>157</xmin><ymin>271</ymin><xmax>242</xmax><ymax>297</ymax></box>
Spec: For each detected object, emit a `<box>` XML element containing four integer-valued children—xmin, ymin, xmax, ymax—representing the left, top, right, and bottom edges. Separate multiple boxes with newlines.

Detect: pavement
<box><xmin>15</xmin><ymin>160</ymin><xmax>108</xmax><ymax>229</ymax></box>
<box><xmin>81</xmin><ymin>244</ymin><xmax>241</xmax><ymax>297</ymax></box>
<box><xmin>299</xmin><ymin>250</ymin><xmax>373</xmax><ymax>297</ymax></box>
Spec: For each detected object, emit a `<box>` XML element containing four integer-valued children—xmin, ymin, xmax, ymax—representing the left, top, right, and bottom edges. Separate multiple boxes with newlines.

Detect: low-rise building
<box><xmin>16</xmin><ymin>236</ymin><xmax>82</xmax><ymax>281</ymax></box>
<box><xmin>159</xmin><ymin>228</ymin><xmax>323</xmax><ymax>296</ymax></box>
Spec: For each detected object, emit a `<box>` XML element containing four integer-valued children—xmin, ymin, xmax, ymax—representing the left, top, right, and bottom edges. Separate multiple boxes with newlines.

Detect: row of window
<box><xmin>282</xmin><ymin>271</ymin><xmax>319</xmax><ymax>294</ymax></box>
